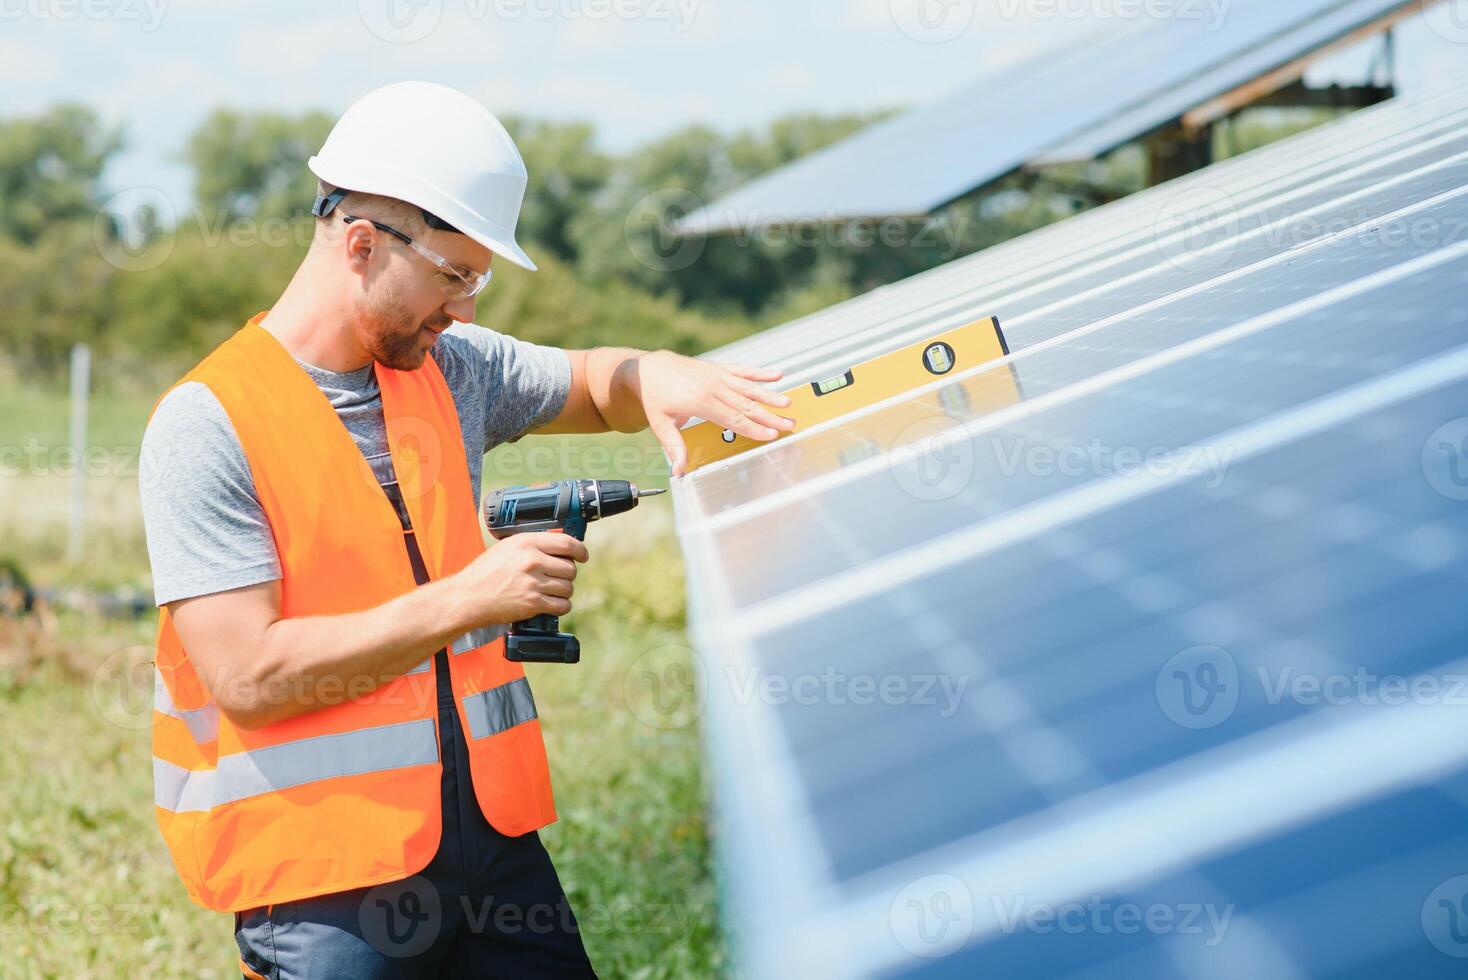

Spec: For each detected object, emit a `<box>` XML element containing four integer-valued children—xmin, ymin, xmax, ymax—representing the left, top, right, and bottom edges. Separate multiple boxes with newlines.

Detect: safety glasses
<box><xmin>340</xmin><ymin>213</ymin><xmax>494</xmax><ymax>300</ymax></box>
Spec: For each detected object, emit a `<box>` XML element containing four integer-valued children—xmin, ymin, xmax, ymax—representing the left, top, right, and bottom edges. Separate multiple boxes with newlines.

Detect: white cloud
<box><xmin>465</xmin><ymin>70</ymin><xmax>711</xmax><ymax>146</ymax></box>
<box><xmin>552</xmin><ymin>0</ymin><xmax>756</xmax><ymax>53</ymax></box>
<box><xmin>767</xmin><ymin>61</ymin><xmax>816</xmax><ymax>95</ymax></box>
<box><xmin>89</xmin><ymin>57</ymin><xmax>232</xmax><ymax>123</ymax></box>
<box><xmin>843</xmin><ymin>0</ymin><xmax>894</xmax><ymax>33</ymax></box>
<box><xmin>0</xmin><ymin>40</ymin><xmax>62</xmax><ymax>83</ymax></box>
<box><xmin>230</xmin><ymin>13</ymin><xmax>509</xmax><ymax>84</ymax></box>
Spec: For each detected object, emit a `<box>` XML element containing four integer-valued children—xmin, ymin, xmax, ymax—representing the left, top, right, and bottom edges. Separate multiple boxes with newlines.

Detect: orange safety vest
<box><xmin>151</xmin><ymin>313</ymin><xmax>556</xmax><ymax>912</ymax></box>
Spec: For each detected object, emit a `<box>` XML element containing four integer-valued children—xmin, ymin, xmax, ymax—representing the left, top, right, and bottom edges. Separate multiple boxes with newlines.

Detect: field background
<box><xmin>0</xmin><ymin>380</ymin><xmax>715</xmax><ymax>978</ymax></box>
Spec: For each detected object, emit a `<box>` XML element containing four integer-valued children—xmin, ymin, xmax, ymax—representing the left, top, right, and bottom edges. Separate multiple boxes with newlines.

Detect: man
<box><xmin>138</xmin><ymin>81</ymin><xmax>792</xmax><ymax>977</ymax></box>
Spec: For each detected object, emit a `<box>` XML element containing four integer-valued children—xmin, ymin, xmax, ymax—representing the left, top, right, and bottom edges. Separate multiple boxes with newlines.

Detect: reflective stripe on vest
<box><xmin>406</xmin><ymin>624</ymin><xmax>506</xmax><ymax>674</ymax></box>
<box><xmin>154</xmin><ymin>672</ymin><xmax>221</xmax><ymax>744</ymax></box>
<box><xmin>463</xmin><ymin>677</ymin><xmax>538</xmax><ymax>740</ymax></box>
<box><xmin>452</xmin><ymin>624</ymin><xmax>505</xmax><ymax>655</ymax></box>
<box><xmin>155</xmin><ymin>718</ymin><xmax>438</xmax><ymax>813</ymax></box>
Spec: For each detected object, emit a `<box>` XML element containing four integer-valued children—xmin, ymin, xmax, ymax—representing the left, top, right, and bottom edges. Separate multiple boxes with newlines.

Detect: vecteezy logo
<box><xmin>1424</xmin><ymin>0</ymin><xmax>1468</xmax><ymax>44</ymax></box>
<box><xmin>890</xmin><ymin>874</ymin><xmax>974</xmax><ymax>958</ymax></box>
<box><xmin>1153</xmin><ymin>184</ymin><xmax>1239</xmax><ymax>275</ymax></box>
<box><xmin>891</xmin><ymin>416</ymin><xmax>975</xmax><ymax>501</ymax></box>
<box><xmin>1422</xmin><ymin>418</ymin><xmax>1468</xmax><ymax>501</ymax></box>
<box><xmin>624</xmin><ymin>188</ymin><xmax>707</xmax><ymax>273</ymax></box>
<box><xmin>1156</xmin><ymin>645</ymin><xmax>1240</xmax><ymax>729</ymax></box>
<box><xmin>359</xmin><ymin>875</ymin><xmax>442</xmax><ymax>957</ymax></box>
<box><xmin>90</xmin><ymin>645</ymin><xmax>159</xmax><ymax>731</ymax></box>
<box><xmin>624</xmin><ymin>645</ymin><xmax>707</xmax><ymax>730</ymax></box>
<box><xmin>93</xmin><ymin>187</ymin><xmax>176</xmax><ymax>272</ymax></box>
<box><xmin>1423</xmin><ymin>875</ymin><xmax>1468</xmax><ymax>958</ymax></box>
<box><xmin>889</xmin><ymin>0</ymin><xmax>975</xmax><ymax>43</ymax></box>
<box><xmin>358</xmin><ymin>0</ymin><xmax>443</xmax><ymax>43</ymax></box>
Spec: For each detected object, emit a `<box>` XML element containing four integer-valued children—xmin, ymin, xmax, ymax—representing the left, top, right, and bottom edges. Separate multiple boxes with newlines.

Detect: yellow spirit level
<box><xmin>681</xmin><ymin>316</ymin><xmax>1012</xmax><ymax>473</ymax></box>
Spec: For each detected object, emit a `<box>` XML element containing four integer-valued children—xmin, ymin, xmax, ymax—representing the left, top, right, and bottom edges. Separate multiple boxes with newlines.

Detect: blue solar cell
<box><xmin>894</xmin><ymin>790</ymin><xmax>1468</xmax><ymax>978</ymax></box>
<box><xmin>749</xmin><ymin>378</ymin><xmax>1468</xmax><ymax>891</ymax></box>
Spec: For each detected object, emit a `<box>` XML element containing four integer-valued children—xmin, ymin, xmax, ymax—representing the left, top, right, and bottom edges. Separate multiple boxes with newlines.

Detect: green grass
<box><xmin>0</xmin><ymin>380</ymin><xmax>155</xmax><ymax>455</ymax></box>
<box><xmin>0</xmin><ymin>382</ymin><xmax>155</xmax><ymax>590</ymax></box>
<box><xmin>0</xmin><ymin>385</ymin><xmax>721</xmax><ymax>977</ymax></box>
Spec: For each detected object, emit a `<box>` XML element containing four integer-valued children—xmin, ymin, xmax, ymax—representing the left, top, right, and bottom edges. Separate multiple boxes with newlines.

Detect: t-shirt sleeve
<box><xmin>138</xmin><ymin>381</ymin><xmax>283</xmax><ymax>607</ymax></box>
<box><xmin>438</xmin><ymin>323</ymin><xmax>573</xmax><ymax>451</ymax></box>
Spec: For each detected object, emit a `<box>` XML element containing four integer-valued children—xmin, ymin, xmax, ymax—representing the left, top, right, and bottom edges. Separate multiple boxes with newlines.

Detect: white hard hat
<box><xmin>309</xmin><ymin>81</ymin><xmax>538</xmax><ymax>272</ymax></box>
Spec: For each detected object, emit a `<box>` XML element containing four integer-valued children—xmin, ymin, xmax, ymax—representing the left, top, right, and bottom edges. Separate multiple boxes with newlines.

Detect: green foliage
<box><xmin>0</xmin><ymin>221</ymin><xmax>115</xmax><ymax>374</ymax></box>
<box><xmin>475</xmin><ymin>245</ymin><xmax>752</xmax><ymax>357</ymax></box>
<box><xmin>502</xmin><ymin>116</ymin><xmax>613</xmax><ymax>263</ymax></box>
<box><xmin>0</xmin><ymin>104</ymin><xmax>121</xmax><ymax>247</ymax></box>
<box><xmin>103</xmin><ymin>214</ymin><xmax>315</xmax><ymax>380</ymax></box>
<box><xmin>1218</xmin><ymin>106</ymin><xmax>1350</xmax><ymax>161</ymax></box>
<box><xmin>568</xmin><ymin>111</ymin><xmax>894</xmax><ymax>314</ymax></box>
<box><xmin>184</xmin><ymin>109</ymin><xmax>334</xmax><ymax>221</ymax></box>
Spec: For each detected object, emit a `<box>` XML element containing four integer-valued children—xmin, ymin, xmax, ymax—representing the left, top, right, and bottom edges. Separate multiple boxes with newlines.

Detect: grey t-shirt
<box><xmin>139</xmin><ymin>323</ymin><xmax>572</xmax><ymax>607</ymax></box>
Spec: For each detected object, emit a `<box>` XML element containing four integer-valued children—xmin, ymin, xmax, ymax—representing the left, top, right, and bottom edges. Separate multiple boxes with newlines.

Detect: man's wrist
<box><xmin>604</xmin><ymin>348</ymin><xmax>654</xmax><ymax>431</ymax></box>
<box><xmin>417</xmin><ymin>572</ymin><xmax>479</xmax><ymax>641</ymax></box>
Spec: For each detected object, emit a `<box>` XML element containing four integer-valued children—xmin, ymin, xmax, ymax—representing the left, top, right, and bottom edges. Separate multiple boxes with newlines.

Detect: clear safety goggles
<box><xmin>340</xmin><ymin>214</ymin><xmax>493</xmax><ymax>300</ymax></box>
<box><xmin>313</xmin><ymin>188</ymin><xmax>493</xmax><ymax>300</ymax></box>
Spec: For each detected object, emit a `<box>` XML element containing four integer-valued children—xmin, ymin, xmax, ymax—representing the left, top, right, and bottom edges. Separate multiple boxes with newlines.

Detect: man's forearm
<box><xmin>230</xmin><ymin>575</ymin><xmax>476</xmax><ymax>729</ymax></box>
<box><xmin>585</xmin><ymin>346</ymin><xmax>654</xmax><ymax>432</ymax></box>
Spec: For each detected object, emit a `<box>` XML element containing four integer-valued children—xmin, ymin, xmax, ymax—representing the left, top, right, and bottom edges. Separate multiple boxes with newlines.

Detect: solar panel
<box><xmin>674</xmin><ymin>80</ymin><xmax>1468</xmax><ymax>979</ymax></box>
<box><xmin>704</xmin><ymin>81</ymin><xmax>1468</xmax><ymax>388</ymax></box>
<box><xmin>677</xmin><ymin>0</ymin><xmax>1424</xmax><ymax>235</ymax></box>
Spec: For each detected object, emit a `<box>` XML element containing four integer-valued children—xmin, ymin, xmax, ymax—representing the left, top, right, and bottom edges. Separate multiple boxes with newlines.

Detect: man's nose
<box><xmin>444</xmin><ymin>296</ymin><xmax>477</xmax><ymax>323</ymax></box>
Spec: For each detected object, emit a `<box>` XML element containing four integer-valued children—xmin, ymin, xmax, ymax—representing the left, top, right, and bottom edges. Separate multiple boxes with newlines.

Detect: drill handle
<box><xmin>518</xmin><ymin>612</ymin><xmax>560</xmax><ymax>635</ymax></box>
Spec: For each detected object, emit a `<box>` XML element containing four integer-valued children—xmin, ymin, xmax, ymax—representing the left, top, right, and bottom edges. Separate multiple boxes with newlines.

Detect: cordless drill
<box><xmin>483</xmin><ymin>479</ymin><xmax>666</xmax><ymax>664</ymax></box>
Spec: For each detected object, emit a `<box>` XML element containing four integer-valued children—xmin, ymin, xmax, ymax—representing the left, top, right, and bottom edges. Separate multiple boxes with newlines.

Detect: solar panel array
<box><xmin>673</xmin><ymin>80</ymin><xmax>1468</xmax><ymax>979</ymax></box>
<box><xmin>677</xmin><ymin>0</ymin><xmax>1423</xmax><ymax>235</ymax></box>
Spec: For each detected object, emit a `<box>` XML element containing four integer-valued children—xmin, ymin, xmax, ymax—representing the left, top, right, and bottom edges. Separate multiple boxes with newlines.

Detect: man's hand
<box><xmin>632</xmin><ymin>350</ymin><xmax>794</xmax><ymax>477</ymax></box>
<box><xmin>540</xmin><ymin>346</ymin><xmax>795</xmax><ymax>476</ymax></box>
<box><xmin>452</xmin><ymin>532</ymin><xmax>589</xmax><ymax>624</ymax></box>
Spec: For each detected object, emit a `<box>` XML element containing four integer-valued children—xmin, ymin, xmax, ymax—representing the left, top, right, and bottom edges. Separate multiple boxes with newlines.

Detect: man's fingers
<box><xmin>528</xmin><ymin>533</ymin><xmax>589</xmax><ymax>563</ymax></box>
<box><xmin>721</xmin><ymin>363</ymin><xmax>783</xmax><ymax>383</ymax></box>
<box><xmin>712</xmin><ymin>403</ymin><xmax>777</xmax><ymax>442</ymax></box>
<box><xmin>722</xmin><ymin>385</ymin><xmax>795</xmax><ymax>430</ymax></box>
<box><xmin>717</xmin><ymin>390</ymin><xmax>794</xmax><ymax>435</ymax></box>
<box><xmin>648</xmin><ymin>413</ymin><xmax>689</xmax><ymax>478</ymax></box>
<box><xmin>712</xmin><ymin>392</ymin><xmax>785</xmax><ymax>442</ymax></box>
<box><xmin>535</xmin><ymin>574</ymin><xmax>574</xmax><ymax>599</ymax></box>
<box><xmin>540</xmin><ymin>597</ymin><xmax>572</xmax><ymax>617</ymax></box>
<box><xmin>539</xmin><ymin>556</ymin><xmax>578</xmax><ymax>581</ymax></box>
<box><xmin>727</xmin><ymin>376</ymin><xmax>793</xmax><ymax>410</ymax></box>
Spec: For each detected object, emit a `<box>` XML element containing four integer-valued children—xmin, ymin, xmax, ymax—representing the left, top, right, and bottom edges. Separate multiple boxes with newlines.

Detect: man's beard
<box><xmin>360</xmin><ymin>289</ymin><xmax>451</xmax><ymax>371</ymax></box>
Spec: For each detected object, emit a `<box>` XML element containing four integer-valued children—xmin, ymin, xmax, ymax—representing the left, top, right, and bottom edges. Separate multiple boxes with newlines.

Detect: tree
<box><xmin>568</xmin><ymin>111</ymin><xmax>892</xmax><ymax>315</ymax></box>
<box><xmin>0</xmin><ymin>104</ymin><xmax>122</xmax><ymax>246</ymax></box>
<box><xmin>500</xmin><ymin>117</ymin><xmax>611</xmax><ymax>262</ymax></box>
<box><xmin>185</xmin><ymin>109</ymin><xmax>334</xmax><ymax>221</ymax></box>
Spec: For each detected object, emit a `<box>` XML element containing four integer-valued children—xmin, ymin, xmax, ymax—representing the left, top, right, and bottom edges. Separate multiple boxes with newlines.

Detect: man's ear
<box><xmin>343</xmin><ymin>221</ymin><xmax>377</xmax><ymax>278</ymax></box>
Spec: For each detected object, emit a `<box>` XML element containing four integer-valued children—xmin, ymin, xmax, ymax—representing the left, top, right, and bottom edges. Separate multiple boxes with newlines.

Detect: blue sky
<box><xmin>4</xmin><ymin>0</ymin><xmax>1468</xmax><ymax>212</ymax></box>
